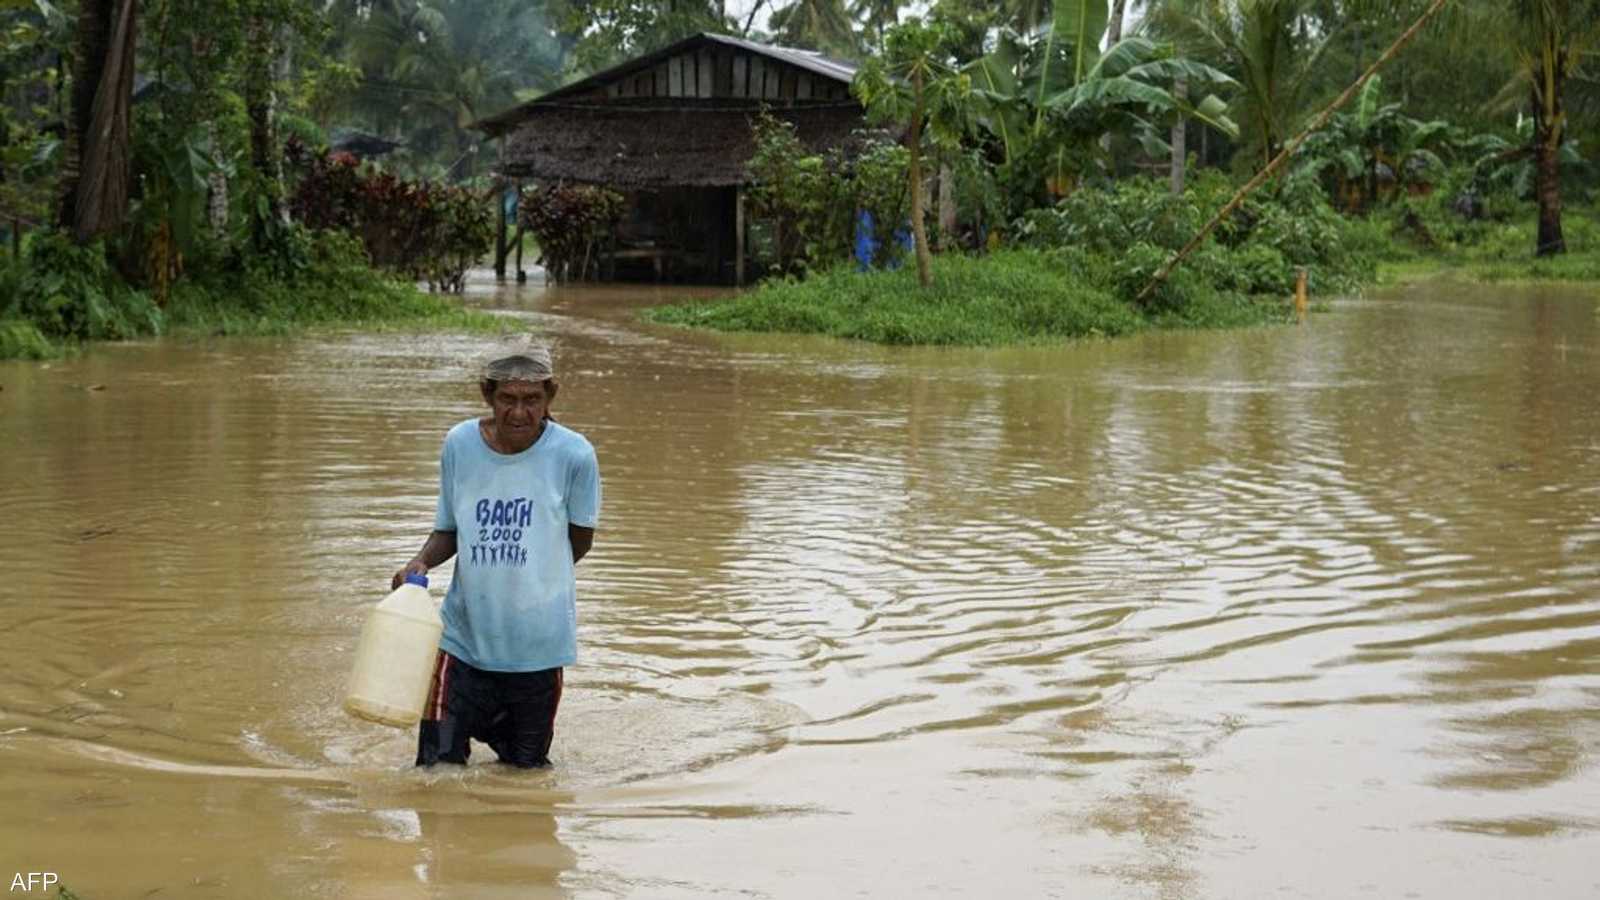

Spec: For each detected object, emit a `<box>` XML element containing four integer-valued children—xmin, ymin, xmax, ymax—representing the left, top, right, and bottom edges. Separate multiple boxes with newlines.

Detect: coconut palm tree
<box><xmin>1496</xmin><ymin>0</ymin><xmax>1600</xmax><ymax>255</ymax></box>
<box><xmin>1006</xmin><ymin>0</ymin><xmax>1052</xmax><ymax>33</ymax></box>
<box><xmin>1353</xmin><ymin>0</ymin><xmax>1600</xmax><ymax>255</ymax></box>
<box><xmin>331</xmin><ymin>0</ymin><xmax>568</xmax><ymax>177</ymax></box>
<box><xmin>1148</xmin><ymin>0</ymin><xmax>1333</xmax><ymax>171</ymax></box>
<box><xmin>770</xmin><ymin>0</ymin><xmax>861</xmax><ymax>58</ymax></box>
<box><xmin>850</xmin><ymin>0</ymin><xmax>900</xmax><ymax>50</ymax></box>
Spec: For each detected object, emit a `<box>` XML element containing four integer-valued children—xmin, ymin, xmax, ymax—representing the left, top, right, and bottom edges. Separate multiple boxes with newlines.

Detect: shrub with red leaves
<box><xmin>286</xmin><ymin>138</ymin><xmax>493</xmax><ymax>293</ymax></box>
<box><xmin>518</xmin><ymin>183</ymin><xmax>625</xmax><ymax>283</ymax></box>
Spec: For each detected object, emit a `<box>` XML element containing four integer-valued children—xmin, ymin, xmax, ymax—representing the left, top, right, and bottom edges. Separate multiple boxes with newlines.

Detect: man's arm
<box><xmin>569</xmin><ymin>524</ymin><xmax>594</xmax><ymax>564</ymax></box>
<box><xmin>392</xmin><ymin>530</ymin><xmax>458</xmax><ymax>588</ymax></box>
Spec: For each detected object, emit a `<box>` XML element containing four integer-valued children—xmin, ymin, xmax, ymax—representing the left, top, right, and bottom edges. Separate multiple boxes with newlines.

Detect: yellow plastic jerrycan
<box><xmin>344</xmin><ymin>573</ymin><xmax>443</xmax><ymax>727</ymax></box>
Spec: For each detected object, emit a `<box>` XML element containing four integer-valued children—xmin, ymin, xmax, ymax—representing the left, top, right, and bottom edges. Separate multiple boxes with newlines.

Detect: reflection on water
<box><xmin>1</xmin><ymin>274</ymin><xmax>1598</xmax><ymax>898</ymax></box>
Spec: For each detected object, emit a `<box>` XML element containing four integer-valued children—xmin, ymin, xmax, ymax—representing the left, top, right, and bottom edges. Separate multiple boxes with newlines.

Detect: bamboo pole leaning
<box><xmin>1134</xmin><ymin>0</ymin><xmax>1453</xmax><ymax>307</ymax></box>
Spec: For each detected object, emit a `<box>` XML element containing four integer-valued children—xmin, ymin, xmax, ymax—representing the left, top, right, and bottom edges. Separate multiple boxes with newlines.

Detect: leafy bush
<box><xmin>850</xmin><ymin>138</ymin><xmax>913</xmax><ymax>269</ymax></box>
<box><xmin>746</xmin><ymin>110</ymin><xmax>911</xmax><ymax>273</ymax></box>
<box><xmin>1015</xmin><ymin>173</ymin><xmax>1375</xmax><ymax>303</ymax></box>
<box><xmin>747</xmin><ymin>110</ymin><xmax>851</xmax><ymax>273</ymax></box>
<box><xmin>163</xmin><ymin>228</ymin><xmax>502</xmax><ymax>335</ymax></box>
<box><xmin>1016</xmin><ymin>176</ymin><xmax>1202</xmax><ymax>253</ymax></box>
<box><xmin>286</xmin><ymin>139</ymin><xmax>494</xmax><ymax>292</ymax></box>
<box><xmin>0</xmin><ymin>226</ymin><xmax>501</xmax><ymax>358</ymax></box>
<box><xmin>4</xmin><ymin>233</ymin><xmax>161</xmax><ymax>341</ymax></box>
<box><xmin>0</xmin><ymin>318</ymin><xmax>53</xmax><ymax>359</ymax></box>
<box><xmin>517</xmin><ymin>183</ymin><xmax>625</xmax><ymax>283</ymax></box>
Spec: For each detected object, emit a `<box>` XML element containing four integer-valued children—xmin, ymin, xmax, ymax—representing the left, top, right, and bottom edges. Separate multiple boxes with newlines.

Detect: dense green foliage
<box><xmin>745</xmin><ymin>109</ymin><xmax>911</xmax><ymax>273</ymax></box>
<box><xmin>0</xmin><ymin>227</ymin><xmax>501</xmax><ymax>359</ymax></box>
<box><xmin>1373</xmin><ymin>182</ymin><xmax>1600</xmax><ymax>282</ymax></box>
<box><xmin>0</xmin><ymin>0</ymin><xmax>516</xmax><ymax>360</ymax></box>
<box><xmin>1019</xmin><ymin>172</ymin><xmax>1376</xmax><ymax>298</ymax></box>
<box><xmin>160</xmin><ymin>229</ymin><xmax>501</xmax><ymax>336</ymax></box>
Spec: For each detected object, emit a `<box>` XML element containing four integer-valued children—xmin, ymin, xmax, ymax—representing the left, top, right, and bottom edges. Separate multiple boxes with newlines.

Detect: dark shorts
<box><xmin>415</xmin><ymin>650</ymin><xmax>564</xmax><ymax>769</ymax></box>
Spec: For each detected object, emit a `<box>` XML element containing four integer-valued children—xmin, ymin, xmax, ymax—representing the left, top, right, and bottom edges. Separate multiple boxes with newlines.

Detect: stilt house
<box><xmin>474</xmin><ymin>33</ymin><xmax>865</xmax><ymax>285</ymax></box>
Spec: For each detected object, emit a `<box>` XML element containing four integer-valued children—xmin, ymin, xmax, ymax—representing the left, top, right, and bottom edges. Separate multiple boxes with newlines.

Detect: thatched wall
<box><xmin>501</xmin><ymin>102</ymin><xmax>872</xmax><ymax>188</ymax></box>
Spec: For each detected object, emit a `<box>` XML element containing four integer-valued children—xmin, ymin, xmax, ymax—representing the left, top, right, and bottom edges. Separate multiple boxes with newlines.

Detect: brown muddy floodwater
<box><xmin>1</xmin><ymin>273</ymin><xmax>1598</xmax><ymax>899</ymax></box>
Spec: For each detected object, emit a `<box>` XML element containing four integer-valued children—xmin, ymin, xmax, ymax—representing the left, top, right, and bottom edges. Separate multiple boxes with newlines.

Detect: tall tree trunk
<box><xmin>1170</xmin><ymin>79</ymin><xmax>1187</xmax><ymax>195</ymax></box>
<box><xmin>207</xmin><ymin>122</ymin><xmax>229</xmax><ymax>237</ymax></box>
<box><xmin>58</xmin><ymin>0</ymin><xmax>120</xmax><ymax>235</ymax></box>
<box><xmin>59</xmin><ymin>0</ymin><xmax>111</xmax><ymax>228</ymax></box>
<box><xmin>938</xmin><ymin>162</ymin><xmax>956</xmax><ymax>251</ymax></box>
<box><xmin>909</xmin><ymin>69</ymin><xmax>931</xmax><ymax>287</ymax></box>
<box><xmin>72</xmin><ymin>0</ymin><xmax>140</xmax><ymax>243</ymax></box>
<box><xmin>1107</xmin><ymin>0</ymin><xmax>1128</xmax><ymax>44</ymax></box>
<box><xmin>245</xmin><ymin>15</ymin><xmax>286</xmax><ymax>248</ymax></box>
<box><xmin>1532</xmin><ymin>67</ymin><xmax>1566</xmax><ymax>256</ymax></box>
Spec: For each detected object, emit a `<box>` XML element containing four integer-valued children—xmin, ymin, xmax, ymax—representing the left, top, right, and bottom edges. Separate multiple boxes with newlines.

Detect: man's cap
<box><xmin>481</xmin><ymin>345</ymin><xmax>555</xmax><ymax>383</ymax></box>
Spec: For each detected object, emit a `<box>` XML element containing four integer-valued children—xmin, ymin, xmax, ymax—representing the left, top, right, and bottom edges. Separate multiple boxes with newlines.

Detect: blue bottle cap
<box><xmin>405</xmin><ymin>573</ymin><xmax>429</xmax><ymax>588</ymax></box>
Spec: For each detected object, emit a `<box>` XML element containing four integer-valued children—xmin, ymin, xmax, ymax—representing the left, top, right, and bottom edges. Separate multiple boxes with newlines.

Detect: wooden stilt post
<box><xmin>735</xmin><ymin>186</ymin><xmax>746</xmax><ymax>287</ymax></box>
<box><xmin>495</xmin><ymin>141</ymin><xmax>508</xmax><ymax>281</ymax></box>
<box><xmin>1295</xmin><ymin>267</ymin><xmax>1309</xmax><ymax>322</ymax></box>
<box><xmin>515</xmin><ymin>178</ymin><xmax>526</xmax><ymax>284</ymax></box>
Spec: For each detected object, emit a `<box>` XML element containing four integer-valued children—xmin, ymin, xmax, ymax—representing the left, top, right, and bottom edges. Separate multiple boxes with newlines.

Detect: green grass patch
<box><xmin>1368</xmin><ymin>199</ymin><xmax>1600</xmax><ymax>285</ymax></box>
<box><xmin>645</xmin><ymin>250</ymin><xmax>1291</xmax><ymax>347</ymax></box>
<box><xmin>162</xmin><ymin>266</ymin><xmax>503</xmax><ymax>339</ymax></box>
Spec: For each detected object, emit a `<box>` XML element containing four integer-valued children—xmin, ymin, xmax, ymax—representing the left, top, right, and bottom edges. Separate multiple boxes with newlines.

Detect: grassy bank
<box><xmin>0</xmin><ymin>231</ymin><xmax>505</xmax><ymax>361</ymax></box>
<box><xmin>646</xmin><ymin>249</ymin><xmax>1296</xmax><ymax>346</ymax></box>
<box><xmin>1363</xmin><ymin>197</ymin><xmax>1600</xmax><ymax>285</ymax></box>
<box><xmin>1376</xmin><ymin>248</ymin><xmax>1600</xmax><ymax>286</ymax></box>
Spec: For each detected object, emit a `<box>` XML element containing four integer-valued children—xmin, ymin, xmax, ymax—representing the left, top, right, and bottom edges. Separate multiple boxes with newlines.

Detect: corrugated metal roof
<box><xmin>698</xmin><ymin>33</ymin><xmax>858</xmax><ymax>84</ymax></box>
<box><xmin>474</xmin><ymin>32</ymin><xmax>860</xmax><ymax>137</ymax></box>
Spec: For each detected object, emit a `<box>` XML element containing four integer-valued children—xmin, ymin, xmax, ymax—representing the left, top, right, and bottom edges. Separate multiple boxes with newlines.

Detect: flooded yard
<box><xmin>1</xmin><ymin>274</ymin><xmax>1597</xmax><ymax>898</ymax></box>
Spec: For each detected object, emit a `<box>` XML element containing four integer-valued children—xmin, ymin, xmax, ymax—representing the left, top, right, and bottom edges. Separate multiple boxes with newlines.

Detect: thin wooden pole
<box><xmin>494</xmin><ymin>140</ymin><xmax>507</xmax><ymax>280</ymax></box>
<box><xmin>735</xmin><ymin>186</ymin><xmax>746</xmax><ymax>286</ymax></box>
<box><xmin>495</xmin><ymin>187</ymin><xmax>507</xmax><ymax>280</ymax></box>
<box><xmin>1135</xmin><ymin>0</ymin><xmax>1451</xmax><ymax>306</ymax></box>
<box><xmin>515</xmin><ymin>178</ymin><xmax>526</xmax><ymax>284</ymax></box>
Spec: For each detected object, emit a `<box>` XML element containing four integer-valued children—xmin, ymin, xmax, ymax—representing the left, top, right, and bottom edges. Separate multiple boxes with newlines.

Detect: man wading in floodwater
<box><xmin>393</xmin><ymin>346</ymin><xmax>600</xmax><ymax>768</ymax></box>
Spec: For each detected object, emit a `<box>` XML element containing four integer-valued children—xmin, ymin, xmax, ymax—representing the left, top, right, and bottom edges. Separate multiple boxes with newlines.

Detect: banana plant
<box><xmin>965</xmin><ymin>3</ymin><xmax>1237</xmax><ymax>205</ymax></box>
<box><xmin>1294</xmin><ymin>76</ymin><xmax>1455</xmax><ymax>212</ymax></box>
<box><xmin>1047</xmin><ymin>36</ymin><xmax>1238</xmax><ymax>132</ymax></box>
<box><xmin>1027</xmin><ymin>0</ymin><xmax>1109</xmax><ymax>136</ymax></box>
<box><xmin>130</xmin><ymin>122</ymin><xmax>234</xmax><ymax>298</ymax></box>
<box><xmin>962</xmin><ymin>27</ymin><xmax>1027</xmax><ymax>165</ymax></box>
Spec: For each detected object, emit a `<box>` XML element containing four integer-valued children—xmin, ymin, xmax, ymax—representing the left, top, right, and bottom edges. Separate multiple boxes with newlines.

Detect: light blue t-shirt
<box><xmin>433</xmin><ymin>417</ymin><xmax>601</xmax><ymax>671</ymax></box>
